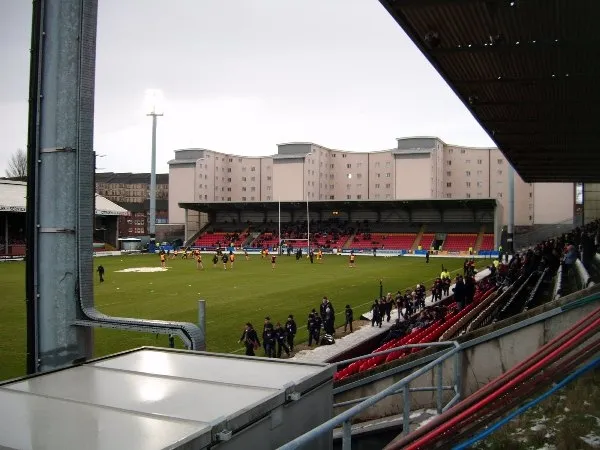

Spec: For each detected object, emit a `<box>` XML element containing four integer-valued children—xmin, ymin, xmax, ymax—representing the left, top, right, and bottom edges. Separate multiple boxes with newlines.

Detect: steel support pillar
<box><xmin>26</xmin><ymin>0</ymin><xmax>97</xmax><ymax>374</ymax></box>
<box><xmin>507</xmin><ymin>164</ymin><xmax>515</xmax><ymax>254</ymax></box>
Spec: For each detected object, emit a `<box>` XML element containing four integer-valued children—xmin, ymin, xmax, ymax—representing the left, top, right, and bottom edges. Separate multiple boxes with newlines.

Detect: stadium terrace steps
<box><xmin>411</xmin><ymin>225</ymin><xmax>427</xmax><ymax>251</ymax></box>
<box><xmin>418</xmin><ymin>234</ymin><xmax>435</xmax><ymax>250</ymax></box>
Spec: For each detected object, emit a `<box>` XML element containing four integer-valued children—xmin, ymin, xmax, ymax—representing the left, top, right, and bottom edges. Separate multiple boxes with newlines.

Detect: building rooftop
<box><xmin>0</xmin><ymin>180</ymin><xmax>128</xmax><ymax>216</ymax></box>
<box><xmin>95</xmin><ymin>172</ymin><xmax>169</xmax><ymax>185</ymax></box>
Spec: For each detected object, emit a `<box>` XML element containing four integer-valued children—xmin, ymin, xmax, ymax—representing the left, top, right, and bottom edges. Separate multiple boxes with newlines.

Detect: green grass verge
<box><xmin>472</xmin><ymin>369</ymin><xmax>600</xmax><ymax>450</ymax></box>
<box><xmin>0</xmin><ymin>254</ymin><xmax>486</xmax><ymax>381</ymax></box>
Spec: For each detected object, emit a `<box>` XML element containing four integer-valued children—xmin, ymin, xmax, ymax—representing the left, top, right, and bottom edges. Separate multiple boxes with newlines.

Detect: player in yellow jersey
<box><xmin>160</xmin><ymin>252</ymin><xmax>166</xmax><ymax>268</ymax></box>
<box><xmin>196</xmin><ymin>252</ymin><xmax>203</xmax><ymax>270</ymax></box>
<box><xmin>349</xmin><ymin>251</ymin><xmax>355</xmax><ymax>268</ymax></box>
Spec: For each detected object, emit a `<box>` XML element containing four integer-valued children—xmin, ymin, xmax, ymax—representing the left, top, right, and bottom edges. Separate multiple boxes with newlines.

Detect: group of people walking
<box><xmin>239</xmin><ymin>315</ymin><xmax>297</xmax><ymax>357</ymax></box>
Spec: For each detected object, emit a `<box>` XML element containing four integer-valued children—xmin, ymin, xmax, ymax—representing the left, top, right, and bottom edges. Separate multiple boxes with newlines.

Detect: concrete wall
<box><xmin>394</xmin><ymin>154</ymin><xmax>431</xmax><ymax>200</ymax></box>
<box><xmin>168</xmin><ymin>164</ymin><xmax>195</xmax><ymax>224</ymax></box>
<box><xmin>533</xmin><ymin>183</ymin><xmax>575</xmax><ymax>224</ymax></box>
<box><xmin>333</xmin><ymin>285</ymin><xmax>600</xmax><ymax>422</ymax></box>
<box><xmin>272</xmin><ymin>158</ymin><xmax>305</xmax><ymax>201</ymax></box>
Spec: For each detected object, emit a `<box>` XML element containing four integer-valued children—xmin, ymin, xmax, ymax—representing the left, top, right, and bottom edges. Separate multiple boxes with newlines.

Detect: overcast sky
<box><xmin>0</xmin><ymin>0</ymin><xmax>495</xmax><ymax>176</ymax></box>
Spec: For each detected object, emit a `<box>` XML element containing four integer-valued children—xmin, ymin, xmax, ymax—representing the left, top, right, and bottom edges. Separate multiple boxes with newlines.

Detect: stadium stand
<box><xmin>350</xmin><ymin>233</ymin><xmax>416</xmax><ymax>250</ymax></box>
<box><xmin>480</xmin><ymin>234</ymin><xmax>495</xmax><ymax>251</ymax></box>
<box><xmin>335</xmin><ymin>219</ymin><xmax>600</xmax><ymax>383</ymax></box>
<box><xmin>442</xmin><ymin>234</ymin><xmax>477</xmax><ymax>252</ymax></box>
<box><xmin>418</xmin><ymin>234</ymin><xmax>435</xmax><ymax>250</ymax></box>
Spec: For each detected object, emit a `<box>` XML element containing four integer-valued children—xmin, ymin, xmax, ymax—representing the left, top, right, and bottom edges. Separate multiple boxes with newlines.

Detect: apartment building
<box><xmin>95</xmin><ymin>172</ymin><xmax>169</xmax><ymax>237</ymax></box>
<box><xmin>168</xmin><ymin>138</ymin><xmax>575</xmax><ymax>227</ymax></box>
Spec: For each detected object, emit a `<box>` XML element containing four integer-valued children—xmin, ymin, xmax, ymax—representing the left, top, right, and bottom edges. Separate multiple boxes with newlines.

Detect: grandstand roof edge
<box><xmin>179</xmin><ymin>198</ymin><xmax>498</xmax><ymax>213</ymax></box>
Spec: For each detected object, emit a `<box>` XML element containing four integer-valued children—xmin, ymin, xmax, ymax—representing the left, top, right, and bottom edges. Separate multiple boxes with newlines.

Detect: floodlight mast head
<box><xmin>145</xmin><ymin>88</ymin><xmax>164</xmax><ymax>117</ymax></box>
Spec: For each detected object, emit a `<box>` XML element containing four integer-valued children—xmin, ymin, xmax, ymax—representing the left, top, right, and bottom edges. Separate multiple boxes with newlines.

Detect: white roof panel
<box><xmin>0</xmin><ymin>348</ymin><xmax>334</xmax><ymax>450</ymax></box>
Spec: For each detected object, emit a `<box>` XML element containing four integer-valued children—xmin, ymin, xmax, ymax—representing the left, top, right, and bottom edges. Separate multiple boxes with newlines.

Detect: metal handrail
<box><xmin>278</xmin><ymin>341</ymin><xmax>461</xmax><ymax>450</ymax></box>
<box><xmin>334</xmin><ymin>341</ymin><xmax>458</xmax><ymax>370</ymax></box>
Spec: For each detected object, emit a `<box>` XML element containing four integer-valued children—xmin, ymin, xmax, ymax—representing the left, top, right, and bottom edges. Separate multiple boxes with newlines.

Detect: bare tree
<box><xmin>6</xmin><ymin>149</ymin><xmax>27</xmax><ymax>178</ymax></box>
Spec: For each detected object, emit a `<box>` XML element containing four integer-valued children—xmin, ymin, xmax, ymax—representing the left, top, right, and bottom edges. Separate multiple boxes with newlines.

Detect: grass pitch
<box><xmin>0</xmin><ymin>253</ymin><xmax>488</xmax><ymax>381</ymax></box>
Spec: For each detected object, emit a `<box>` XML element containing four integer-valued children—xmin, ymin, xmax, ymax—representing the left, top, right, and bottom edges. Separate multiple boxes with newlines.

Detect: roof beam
<box><xmin>431</xmin><ymin>41</ymin><xmax>600</xmax><ymax>55</ymax></box>
<box><xmin>454</xmin><ymin>76</ymin><xmax>595</xmax><ymax>86</ymax></box>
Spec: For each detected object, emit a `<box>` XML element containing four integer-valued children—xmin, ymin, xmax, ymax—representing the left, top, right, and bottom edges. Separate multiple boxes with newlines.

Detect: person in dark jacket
<box><xmin>97</xmin><ymin>265</ymin><xmax>105</xmax><ymax>283</ymax></box>
<box><xmin>262</xmin><ymin>317</ymin><xmax>274</xmax><ymax>356</ymax></box>
<box><xmin>453</xmin><ymin>276</ymin><xmax>466</xmax><ymax>310</ymax></box>
<box><xmin>344</xmin><ymin>304</ymin><xmax>354</xmax><ymax>333</ymax></box>
<box><xmin>285</xmin><ymin>315</ymin><xmax>297</xmax><ymax>351</ymax></box>
<box><xmin>274</xmin><ymin>322</ymin><xmax>290</xmax><ymax>357</ymax></box>
<box><xmin>262</xmin><ymin>318</ymin><xmax>276</xmax><ymax>358</ymax></box>
<box><xmin>465</xmin><ymin>276</ymin><xmax>476</xmax><ymax>305</ymax></box>
<box><xmin>307</xmin><ymin>313</ymin><xmax>321</xmax><ymax>347</ymax></box>
<box><xmin>239</xmin><ymin>323</ymin><xmax>260</xmax><ymax>356</ymax></box>
<box><xmin>371</xmin><ymin>299</ymin><xmax>382</xmax><ymax>327</ymax></box>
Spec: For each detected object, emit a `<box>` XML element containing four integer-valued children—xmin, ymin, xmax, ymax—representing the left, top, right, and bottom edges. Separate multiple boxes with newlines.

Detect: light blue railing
<box><xmin>278</xmin><ymin>341</ymin><xmax>462</xmax><ymax>450</ymax></box>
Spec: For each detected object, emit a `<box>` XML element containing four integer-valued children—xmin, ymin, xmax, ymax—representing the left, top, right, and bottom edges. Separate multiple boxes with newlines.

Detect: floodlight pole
<box><xmin>278</xmin><ymin>198</ymin><xmax>281</xmax><ymax>255</ymax></box>
<box><xmin>507</xmin><ymin>164</ymin><xmax>515</xmax><ymax>254</ymax></box>
<box><xmin>147</xmin><ymin>110</ymin><xmax>163</xmax><ymax>253</ymax></box>
<box><xmin>306</xmin><ymin>197</ymin><xmax>310</xmax><ymax>253</ymax></box>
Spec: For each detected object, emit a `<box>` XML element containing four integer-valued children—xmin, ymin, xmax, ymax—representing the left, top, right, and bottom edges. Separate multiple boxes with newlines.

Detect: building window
<box><xmin>227</xmin><ymin>197</ymin><xmax>231</xmax><ymax>201</ymax></box>
<box><xmin>227</xmin><ymin>178</ymin><xmax>231</xmax><ymax>182</ymax></box>
<box><xmin>346</xmin><ymin>163</ymin><xmax>351</xmax><ymax>169</ymax></box>
<box><xmin>448</xmin><ymin>148</ymin><xmax>454</xmax><ymax>154</ymax></box>
<box><xmin>242</xmin><ymin>196</ymin><xmax>246</xmax><ymax>201</ymax></box>
<box><xmin>386</xmin><ymin>173</ymin><xmax>391</xmax><ymax>178</ymax></box>
<box><xmin>446</xmin><ymin>193</ymin><xmax>452</xmax><ymax>198</ymax></box>
<box><xmin>251</xmin><ymin>187</ymin><xmax>256</xmax><ymax>192</ymax></box>
<box><xmin>497</xmin><ymin>170</ymin><xmax>503</xmax><ymax>175</ymax></box>
<box><xmin>386</xmin><ymin>183</ymin><xmax>391</xmax><ymax>188</ymax></box>
<box><xmin>375</xmin><ymin>183</ymin><xmax>380</xmax><ymax>188</ymax></box>
<box><xmin>465</xmin><ymin>159</ymin><xmax>471</xmax><ymax>164</ymax></box>
<box><xmin>267</xmin><ymin>176</ymin><xmax>271</xmax><ymax>181</ymax></box>
<box><xmin>242</xmin><ymin>187</ymin><xmax>246</xmax><ymax>192</ymax></box>
<box><xmin>356</xmin><ymin>173</ymin><xmax>362</xmax><ymax>179</ymax></box>
<box><xmin>466</xmin><ymin>193</ymin><xmax>471</xmax><ymax>198</ymax></box>
<box><xmin>251</xmin><ymin>176</ymin><xmax>256</xmax><ymax>181</ymax></box>
<box><xmin>267</xmin><ymin>196</ymin><xmax>271</xmax><ymax>200</ymax></box>
<box><xmin>357</xmin><ymin>195</ymin><xmax>362</xmax><ymax>199</ymax></box>
<box><xmin>497</xmin><ymin>159</ymin><xmax>503</xmax><ymax>164</ymax></box>
<box><xmin>447</xmin><ymin>160</ymin><xmax>452</xmax><ymax>166</ymax></box>
<box><xmin>446</xmin><ymin>182</ymin><xmax>452</xmax><ymax>187</ymax></box>
<box><xmin>242</xmin><ymin>177</ymin><xmax>246</xmax><ymax>181</ymax></box>
<box><xmin>477</xmin><ymin>159</ymin><xmax>482</xmax><ymax>164</ymax></box>
<box><xmin>251</xmin><ymin>196</ymin><xmax>255</xmax><ymax>201</ymax></box>
<box><xmin>227</xmin><ymin>168</ymin><xmax>231</xmax><ymax>172</ymax></box>
<box><xmin>330</xmin><ymin>164</ymin><xmax>334</xmax><ymax>169</ymax></box>
<box><xmin>460</xmin><ymin>149</ymin><xmax>466</xmax><ymax>154</ymax></box>
<box><xmin>466</xmin><ymin>181</ymin><xmax>471</xmax><ymax>187</ymax></box>
<box><xmin>477</xmin><ymin>181</ymin><xmax>483</xmax><ymax>188</ymax></box>
<box><xmin>466</xmin><ymin>171</ymin><xmax>471</xmax><ymax>176</ymax></box>
<box><xmin>346</xmin><ymin>183</ymin><xmax>351</xmax><ymax>189</ymax></box>
<box><xmin>447</xmin><ymin>171</ymin><xmax>451</xmax><ymax>176</ymax></box>
<box><xmin>375</xmin><ymin>162</ymin><xmax>380</xmax><ymax>167</ymax></box>
<box><xmin>497</xmin><ymin>192</ymin><xmax>503</xmax><ymax>198</ymax></box>
<box><xmin>342</xmin><ymin>154</ymin><xmax>346</xmax><ymax>158</ymax></box>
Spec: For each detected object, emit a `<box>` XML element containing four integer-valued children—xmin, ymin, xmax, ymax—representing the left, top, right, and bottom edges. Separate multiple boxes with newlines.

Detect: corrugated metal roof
<box><xmin>380</xmin><ymin>0</ymin><xmax>600</xmax><ymax>182</ymax></box>
<box><xmin>0</xmin><ymin>180</ymin><xmax>128</xmax><ymax>215</ymax></box>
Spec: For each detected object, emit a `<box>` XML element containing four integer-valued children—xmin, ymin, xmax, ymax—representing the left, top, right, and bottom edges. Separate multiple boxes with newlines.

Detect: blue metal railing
<box><xmin>279</xmin><ymin>341</ymin><xmax>462</xmax><ymax>450</ymax></box>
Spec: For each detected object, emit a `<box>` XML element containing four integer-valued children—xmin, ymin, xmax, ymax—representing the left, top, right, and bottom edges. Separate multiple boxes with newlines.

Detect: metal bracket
<box><xmin>287</xmin><ymin>391</ymin><xmax>301</xmax><ymax>401</ymax></box>
<box><xmin>40</xmin><ymin>147</ymin><xmax>76</xmax><ymax>154</ymax></box>
<box><xmin>216</xmin><ymin>430</ymin><xmax>232</xmax><ymax>441</ymax></box>
<box><xmin>39</xmin><ymin>228</ymin><xmax>75</xmax><ymax>234</ymax></box>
